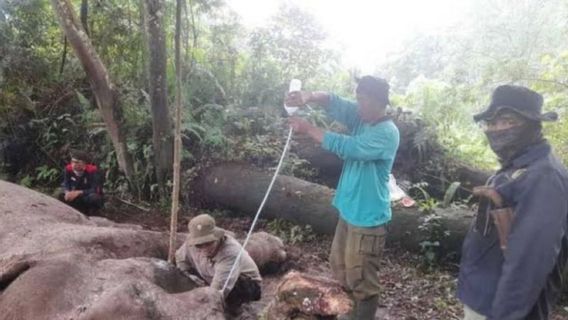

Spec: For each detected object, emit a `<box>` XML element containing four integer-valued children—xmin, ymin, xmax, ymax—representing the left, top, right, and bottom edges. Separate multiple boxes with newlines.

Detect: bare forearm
<box><xmin>306</xmin><ymin>91</ymin><xmax>331</xmax><ymax>108</ymax></box>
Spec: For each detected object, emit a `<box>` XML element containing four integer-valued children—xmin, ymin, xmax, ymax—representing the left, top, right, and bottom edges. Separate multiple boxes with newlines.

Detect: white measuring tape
<box><xmin>221</xmin><ymin>79</ymin><xmax>302</xmax><ymax>293</ymax></box>
<box><xmin>221</xmin><ymin>126</ymin><xmax>294</xmax><ymax>293</ymax></box>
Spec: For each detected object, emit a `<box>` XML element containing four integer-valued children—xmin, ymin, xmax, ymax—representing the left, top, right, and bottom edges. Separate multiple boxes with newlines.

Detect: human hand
<box><xmin>288</xmin><ymin>116</ymin><xmax>313</xmax><ymax>134</ymax></box>
<box><xmin>284</xmin><ymin>90</ymin><xmax>312</xmax><ymax>107</ymax></box>
<box><xmin>183</xmin><ymin>271</ymin><xmax>207</xmax><ymax>286</ymax></box>
<box><xmin>65</xmin><ymin>190</ymin><xmax>82</xmax><ymax>202</ymax></box>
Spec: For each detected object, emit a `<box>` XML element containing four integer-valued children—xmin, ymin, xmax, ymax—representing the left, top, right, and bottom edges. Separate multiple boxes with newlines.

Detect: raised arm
<box><xmin>285</xmin><ymin>90</ymin><xmax>330</xmax><ymax>108</ymax></box>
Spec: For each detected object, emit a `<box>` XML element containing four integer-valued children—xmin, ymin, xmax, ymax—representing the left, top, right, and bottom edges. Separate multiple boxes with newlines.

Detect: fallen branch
<box><xmin>115</xmin><ymin>197</ymin><xmax>151</xmax><ymax>212</ymax></box>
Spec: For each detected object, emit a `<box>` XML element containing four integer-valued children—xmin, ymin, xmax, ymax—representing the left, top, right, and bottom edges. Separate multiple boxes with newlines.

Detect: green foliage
<box><xmin>238</xmin><ymin>4</ymin><xmax>348</xmax><ymax>107</ymax></box>
<box><xmin>384</xmin><ymin>0</ymin><xmax>568</xmax><ymax>168</ymax></box>
<box><xmin>267</xmin><ymin>218</ymin><xmax>316</xmax><ymax>245</ymax></box>
<box><xmin>19</xmin><ymin>175</ymin><xmax>34</xmax><ymax>188</ymax></box>
<box><xmin>442</xmin><ymin>182</ymin><xmax>461</xmax><ymax>208</ymax></box>
<box><xmin>3</xmin><ymin>0</ymin><xmax>568</xmax><ymax>206</ymax></box>
<box><xmin>401</xmin><ymin>78</ymin><xmax>499</xmax><ymax>170</ymax></box>
<box><xmin>533</xmin><ymin>52</ymin><xmax>568</xmax><ymax>166</ymax></box>
<box><xmin>411</xmin><ymin>182</ymin><xmax>453</xmax><ymax>270</ymax></box>
<box><xmin>35</xmin><ymin>165</ymin><xmax>59</xmax><ymax>184</ymax></box>
<box><xmin>87</xmin><ymin>0</ymin><xmax>147</xmax><ymax>85</ymax></box>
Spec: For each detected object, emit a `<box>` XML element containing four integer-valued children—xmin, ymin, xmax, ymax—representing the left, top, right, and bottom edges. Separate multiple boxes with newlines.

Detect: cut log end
<box><xmin>262</xmin><ymin>271</ymin><xmax>352</xmax><ymax>319</ymax></box>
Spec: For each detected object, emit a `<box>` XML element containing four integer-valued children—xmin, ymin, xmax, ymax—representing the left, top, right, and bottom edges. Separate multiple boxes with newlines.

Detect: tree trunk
<box><xmin>168</xmin><ymin>0</ymin><xmax>183</xmax><ymax>264</ymax></box>
<box><xmin>80</xmin><ymin>0</ymin><xmax>89</xmax><ymax>36</ymax></box>
<box><xmin>197</xmin><ymin>163</ymin><xmax>475</xmax><ymax>255</ymax></box>
<box><xmin>144</xmin><ymin>0</ymin><xmax>173</xmax><ymax>196</ymax></box>
<box><xmin>51</xmin><ymin>0</ymin><xmax>136</xmax><ymax>186</ymax></box>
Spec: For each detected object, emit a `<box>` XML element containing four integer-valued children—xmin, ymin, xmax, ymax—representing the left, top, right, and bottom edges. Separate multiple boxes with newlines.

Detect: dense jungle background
<box><xmin>1</xmin><ymin>0</ymin><xmax>568</xmax><ymax>318</ymax></box>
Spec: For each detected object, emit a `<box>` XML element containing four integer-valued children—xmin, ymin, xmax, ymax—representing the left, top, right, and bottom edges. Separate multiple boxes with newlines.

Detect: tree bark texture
<box><xmin>144</xmin><ymin>0</ymin><xmax>173</xmax><ymax>194</ymax></box>
<box><xmin>197</xmin><ymin>164</ymin><xmax>475</xmax><ymax>255</ymax></box>
<box><xmin>51</xmin><ymin>0</ymin><xmax>136</xmax><ymax>185</ymax></box>
<box><xmin>168</xmin><ymin>0</ymin><xmax>183</xmax><ymax>263</ymax></box>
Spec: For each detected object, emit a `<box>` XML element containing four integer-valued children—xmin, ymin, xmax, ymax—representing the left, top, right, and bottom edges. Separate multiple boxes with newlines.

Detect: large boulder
<box><xmin>0</xmin><ymin>257</ymin><xmax>224</xmax><ymax>320</ymax></box>
<box><xmin>0</xmin><ymin>180</ymin><xmax>225</xmax><ymax>319</ymax></box>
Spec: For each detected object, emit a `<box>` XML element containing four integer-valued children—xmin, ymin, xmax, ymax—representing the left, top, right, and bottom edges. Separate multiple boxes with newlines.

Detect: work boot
<box><xmin>352</xmin><ymin>296</ymin><xmax>379</xmax><ymax>320</ymax></box>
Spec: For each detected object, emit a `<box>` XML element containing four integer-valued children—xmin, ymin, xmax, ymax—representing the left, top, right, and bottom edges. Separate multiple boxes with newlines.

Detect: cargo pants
<box><xmin>329</xmin><ymin>217</ymin><xmax>386</xmax><ymax>301</ymax></box>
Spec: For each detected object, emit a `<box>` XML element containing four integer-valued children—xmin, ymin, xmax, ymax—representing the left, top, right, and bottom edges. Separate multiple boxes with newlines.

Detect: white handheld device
<box><xmin>284</xmin><ymin>79</ymin><xmax>302</xmax><ymax>116</ymax></box>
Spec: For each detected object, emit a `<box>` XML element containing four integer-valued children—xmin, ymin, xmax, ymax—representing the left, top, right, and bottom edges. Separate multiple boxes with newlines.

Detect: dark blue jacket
<box><xmin>458</xmin><ymin>142</ymin><xmax>568</xmax><ymax>320</ymax></box>
<box><xmin>62</xmin><ymin>163</ymin><xmax>103</xmax><ymax>196</ymax></box>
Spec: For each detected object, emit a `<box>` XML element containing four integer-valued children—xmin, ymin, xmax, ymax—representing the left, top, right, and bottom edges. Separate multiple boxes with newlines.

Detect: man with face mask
<box><xmin>458</xmin><ymin>85</ymin><xmax>568</xmax><ymax>320</ymax></box>
<box><xmin>285</xmin><ymin>76</ymin><xmax>400</xmax><ymax>319</ymax></box>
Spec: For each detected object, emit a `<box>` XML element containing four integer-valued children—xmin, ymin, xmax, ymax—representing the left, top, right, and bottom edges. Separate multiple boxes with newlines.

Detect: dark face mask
<box><xmin>485</xmin><ymin>123</ymin><xmax>543</xmax><ymax>164</ymax></box>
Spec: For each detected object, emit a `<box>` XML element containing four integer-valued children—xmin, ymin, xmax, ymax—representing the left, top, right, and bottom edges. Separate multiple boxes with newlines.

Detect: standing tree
<box><xmin>168</xmin><ymin>0</ymin><xmax>183</xmax><ymax>263</ymax></box>
<box><xmin>143</xmin><ymin>0</ymin><xmax>173</xmax><ymax>196</ymax></box>
<box><xmin>50</xmin><ymin>0</ymin><xmax>136</xmax><ymax>186</ymax></box>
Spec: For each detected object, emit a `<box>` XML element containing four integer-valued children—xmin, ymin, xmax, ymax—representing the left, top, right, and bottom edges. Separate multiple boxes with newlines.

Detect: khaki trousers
<box><xmin>329</xmin><ymin>217</ymin><xmax>386</xmax><ymax>301</ymax></box>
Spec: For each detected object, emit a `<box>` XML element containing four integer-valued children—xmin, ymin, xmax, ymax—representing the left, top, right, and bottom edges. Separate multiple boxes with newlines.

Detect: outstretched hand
<box><xmin>285</xmin><ymin>91</ymin><xmax>312</xmax><ymax>107</ymax></box>
<box><xmin>288</xmin><ymin>116</ymin><xmax>312</xmax><ymax>134</ymax></box>
<box><xmin>288</xmin><ymin>116</ymin><xmax>325</xmax><ymax>143</ymax></box>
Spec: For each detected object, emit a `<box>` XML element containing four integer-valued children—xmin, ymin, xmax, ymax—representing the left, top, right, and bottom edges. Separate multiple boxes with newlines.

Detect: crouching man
<box><xmin>175</xmin><ymin>214</ymin><xmax>262</xmax><ymax>312</ymax></box>
<box><xmin>57</xmin><ymin>150</ymin><xmax>103</xmax><ymax>215</ymax></box>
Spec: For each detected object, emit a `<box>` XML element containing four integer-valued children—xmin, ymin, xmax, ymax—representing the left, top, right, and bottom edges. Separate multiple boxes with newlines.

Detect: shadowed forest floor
<box><xmin>99</xmin><ymin>197</ymin><xmax>568</xmax><ymax>320</ymax></box>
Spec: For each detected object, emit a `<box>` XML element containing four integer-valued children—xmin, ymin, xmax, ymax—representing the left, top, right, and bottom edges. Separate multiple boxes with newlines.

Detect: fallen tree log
<box><xmin>199</xmin><ymin>164</ymin><xmax>475</xmax><ymax>255</ymax></box>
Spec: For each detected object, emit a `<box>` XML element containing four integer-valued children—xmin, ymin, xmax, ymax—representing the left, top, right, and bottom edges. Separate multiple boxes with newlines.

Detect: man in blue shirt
<box><xmin>285</xmin><ymin>76</ymin><xmax>400</xmax><ymax>319</ymax></box>
<box><xmin>458</xmin><ymin>85</ymin><xmax>568</xmax><ymax>320</ymax></box>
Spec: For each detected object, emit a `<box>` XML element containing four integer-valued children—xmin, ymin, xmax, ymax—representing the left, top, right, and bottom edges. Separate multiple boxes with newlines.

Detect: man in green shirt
<box><xmin>285</xmin><ymin>76</ymin><xmax>400</xmax><ymax>319</ymax></box>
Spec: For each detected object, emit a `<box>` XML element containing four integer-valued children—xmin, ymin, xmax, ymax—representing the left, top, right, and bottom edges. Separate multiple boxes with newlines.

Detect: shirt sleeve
<box><xmin>83</xmin><ymin>171</ymin><xmax>101</xmax><ymax>195</ymax></box>
<box><xmin>321</xmin><ymin>125</ymin><xmax>399</xmax><ymax>161</ymax></box>
<box><xmin>62</xmin><ymin>169</ymin><xmax>71</xmax><ymax>191</ymax></box>
<box><xmin>326</xmin><ymin>94</ymin><xmax>360</xmax><ymax>130</ymax></box>
<box><xmin>175</xmin><ymin>243</ymin><xmax>194</xmax><ymax>272</ymax></box>
<box><xmin>210</xmin><ymin>254</ymin><xmax>240</xmax><ymax>297</ymax></box>
<box><xmin>489</xmin><ymin>169</ymin><xmax>568</xmax><ymax>320</ymax></box>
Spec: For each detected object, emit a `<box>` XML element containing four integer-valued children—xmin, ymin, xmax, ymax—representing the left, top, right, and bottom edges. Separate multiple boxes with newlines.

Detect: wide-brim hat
<box><xmin>186</xmin><ymin>214</ymin><xmax>225</xmax><ymax>246</ymax></box>
<box><xmin>474</xmin><ymin>85</ymin><xmax>558</xmax><ymax>122</ymax></box>
<box><xmin>187</xmin><ymin>227</ymin><xmax>224</xmax><ymax>246</ymax></box>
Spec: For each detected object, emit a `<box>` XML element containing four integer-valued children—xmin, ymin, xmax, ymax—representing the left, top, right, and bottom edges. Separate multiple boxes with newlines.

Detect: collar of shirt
<box><xmin>499</xmin><ymin>142</ymin><xmax>551</xmax><ymax>171</ymax></box>
<box><xmin>511</xmin><ymin>142</ymin><xmax>551</xmax><ymax>168</ymax></box>
<box><xmin>369</xmin><ymin>115</ymin><xmax>393</xmax><ymax>126</ymax></box>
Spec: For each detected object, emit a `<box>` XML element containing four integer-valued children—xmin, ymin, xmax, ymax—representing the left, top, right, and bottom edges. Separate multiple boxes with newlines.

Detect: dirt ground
<box><xmin>99</xmin><ymin>197</ymin><xmax>568</xmax><ymax>320</ymax></box>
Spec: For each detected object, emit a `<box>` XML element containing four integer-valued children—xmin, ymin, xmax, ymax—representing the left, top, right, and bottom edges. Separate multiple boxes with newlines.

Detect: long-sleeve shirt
<box><xmin>175</xmin><ymin>235</ymin><xmax>261</xmax><ymax>297</ymax></box>
<box><xmin>321</xmin><ymin>94</ymin><xmax>400</xmax><ymax>227</ymax></box>
<box><xmin>61</xmin><ymin>163</ymin><xmax>102</xmax><ymax>195</ymax></box>
<box><xmin>458</xmin><ymin>142</ymin><xmax>568</xmax><ymax>319</ymax></box>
